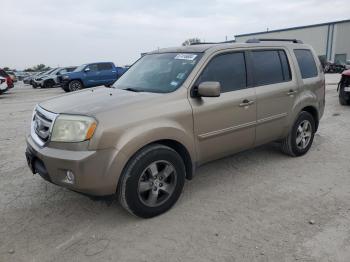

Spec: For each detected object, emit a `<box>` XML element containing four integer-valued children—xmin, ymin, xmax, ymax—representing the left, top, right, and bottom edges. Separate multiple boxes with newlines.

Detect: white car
<box><xmin>0</xmin><ymin>76</ymin><xmax>8</xmax><ymax>94</ymax></box>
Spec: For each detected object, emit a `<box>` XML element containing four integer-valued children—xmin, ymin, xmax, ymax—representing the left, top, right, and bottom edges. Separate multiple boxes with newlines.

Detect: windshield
<box><xmin>114</xmin><ymin>53</ymin><xmax>203</xmax><ymax>93</ymax></box>
<box><xmin>42</xmin><ymin>68</ymin><xmax>56</xmax><ymax>76</ymax></box>
<box><xmin>74</xmin><ymin>64</ymin><xmax>87</xmax><ymax>72</ymax></box>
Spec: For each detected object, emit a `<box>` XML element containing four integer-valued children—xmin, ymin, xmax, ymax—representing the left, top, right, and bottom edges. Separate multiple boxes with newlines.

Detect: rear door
<box><xmin>250</xmin><ymin>48</ymin><xmax>297</xmax><ymax>146</ymax></box>
<box><xmin>190</xmin><ymin>51</ymin><xmax>257</xmax><ymax>164</ymax></box>
<box><xmin>98</xmin><ymin>63</ymin><xmax>116</xmax><ymax>84</ymax></box>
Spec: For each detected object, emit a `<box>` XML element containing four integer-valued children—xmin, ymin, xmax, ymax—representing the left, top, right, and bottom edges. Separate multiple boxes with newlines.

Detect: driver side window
<box><xmin>86</xmin><ymin>64</ymin><xmax>99</xmax><ymax>72</ymax></box>
<box><xmin>197</xmin><ymin>52</ymin><xmax>247</xmax><ymax>93</ymax></box>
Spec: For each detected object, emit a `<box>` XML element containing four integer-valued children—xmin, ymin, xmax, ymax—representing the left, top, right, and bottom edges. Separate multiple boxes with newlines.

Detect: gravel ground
<box><xmin>0</xmin><ymin>74</ymin><xmax>349</xmax><ymax>262</ymax></box>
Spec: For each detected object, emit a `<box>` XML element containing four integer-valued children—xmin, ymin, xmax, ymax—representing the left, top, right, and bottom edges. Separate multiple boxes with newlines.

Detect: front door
<box><xmin>189</xmin><ymin>51</ymin><xmax>257</xmax><ymax>164</ymax></box>
<box><xmin>84</xmin><ymin>63</ymin><xmax>100</xmax><ymax>86</ymax></box>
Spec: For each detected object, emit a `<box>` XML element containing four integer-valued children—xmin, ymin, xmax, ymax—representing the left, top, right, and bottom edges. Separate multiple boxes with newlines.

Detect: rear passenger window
<box><xmin>98</xmin><ymin>63</ymin><xmax>113</xmax><ymax>71</ymax></box>
<box><xmin>251</xmin><ymin>50</ymin><xmax>291</xmax><ymax>86</ymax></box>
<box><xmin>198</xmin><ymin>52</ymin><xmax>247</xmax><ymax>93</ymax></box>
<box><xmin>294</xmin><ymin>49</ymin><xmax>318</xmax><ymax>79</ymax></box>
<box><xmin>278</xmin><ymin>51</ymin><xmax>292</xmax><ymax>81</ymax></box>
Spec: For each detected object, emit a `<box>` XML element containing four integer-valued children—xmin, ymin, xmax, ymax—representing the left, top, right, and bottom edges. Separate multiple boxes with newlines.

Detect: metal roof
<box><xmin>235</xmin><ymin>19</ymin><xmax>350</xmax><ymax>38</ymax></box>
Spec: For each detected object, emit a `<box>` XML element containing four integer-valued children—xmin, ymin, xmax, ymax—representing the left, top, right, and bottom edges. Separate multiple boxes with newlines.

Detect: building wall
<box><xmin>333</xmin><ymin>22</ymin><xmax>350</xmax><ymax>63</ymax></box>
<box><xmin>235</xmin><ymin>20</ymin><xmax>350</xmax><ymax>63</ymax></box>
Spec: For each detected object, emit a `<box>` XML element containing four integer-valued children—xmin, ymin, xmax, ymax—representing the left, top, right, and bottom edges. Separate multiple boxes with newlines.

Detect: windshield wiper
<box><xmin>121</xmin><ymin>87</ymin><xmax>141</xmax><ymax>92</ymax></box>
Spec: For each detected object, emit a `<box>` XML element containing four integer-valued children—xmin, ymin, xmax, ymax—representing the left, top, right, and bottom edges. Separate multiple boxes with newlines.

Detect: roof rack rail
<box><xmin>190</xmin><ymin>40</ymin><xmax>236</xmax><ymax>45</ymax></box>
<box><xmin>246</xmin><ymin>38</ymin><xmax>303</xmax><ymax>44</ymax></box>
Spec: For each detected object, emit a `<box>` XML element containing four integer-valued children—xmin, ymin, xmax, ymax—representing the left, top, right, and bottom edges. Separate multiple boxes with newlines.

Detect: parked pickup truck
<box><xmin>59</xmin><ymin>62</ymin><xmax>127</xmax><ymax>92</ymax></box>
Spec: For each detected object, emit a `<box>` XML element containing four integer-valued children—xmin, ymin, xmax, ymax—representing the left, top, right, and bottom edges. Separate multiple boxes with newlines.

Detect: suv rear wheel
<box><xmin>339</xmin><ymin>85</ymin><xmax>350</xmax><ymax>105</ymax></box>
<box><xmin>281</xmin><ymin>111</ymin><xmax>315</xmax><ymax>157</ymax></box>
<box><xmin>118</xmin><ymin>144</ymin><xmax>186</xmax><ymax>218</ymax></box>
<box><xmin>69</xmin><ymin>80</ymin><xmax>83</xmax><ymax>92</ymax></box>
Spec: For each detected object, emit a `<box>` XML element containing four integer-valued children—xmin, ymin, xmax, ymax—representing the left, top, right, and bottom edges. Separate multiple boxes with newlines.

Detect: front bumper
<box><xmin>26</xmin><ymin>135</ymin><xmax>121</xmax><ymax>196</ymax></box>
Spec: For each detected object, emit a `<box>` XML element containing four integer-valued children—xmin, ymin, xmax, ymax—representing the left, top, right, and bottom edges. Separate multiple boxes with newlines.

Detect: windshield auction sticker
<box><xmin>175</xmin><ymin>54</ymin><xmax>197</xmax><ymax>61</ymax></box>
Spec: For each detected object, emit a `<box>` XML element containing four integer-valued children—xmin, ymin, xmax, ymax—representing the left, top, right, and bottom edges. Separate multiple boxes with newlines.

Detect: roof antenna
<box><xmin>267</xmin><ymin>27</ymin><xmax>269</xmax><ymax>32</ymax></box>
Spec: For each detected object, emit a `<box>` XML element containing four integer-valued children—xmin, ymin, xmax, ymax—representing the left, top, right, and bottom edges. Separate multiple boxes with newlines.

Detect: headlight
<box><xmin>51</xmin><ymin>115</ymin><xmax>97</xmax><ymax>142</ymax></box>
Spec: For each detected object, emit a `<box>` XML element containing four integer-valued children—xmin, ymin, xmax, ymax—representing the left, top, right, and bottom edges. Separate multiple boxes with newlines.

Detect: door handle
<box><xmin>287</xmin><ymin>90</ymin><xmax>297</xmax><ymax>96</ymax></box>
<box><xmin>239</xmin><ymin>99</ymin><xmax>255</xmax><ymax>107</ymax></box>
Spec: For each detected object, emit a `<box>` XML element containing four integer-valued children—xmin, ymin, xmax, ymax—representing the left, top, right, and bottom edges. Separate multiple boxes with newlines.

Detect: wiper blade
<box><xmin>122</xmin><ymin>87</ymin><xmax>141</xmax><ymax>92</ymax></box>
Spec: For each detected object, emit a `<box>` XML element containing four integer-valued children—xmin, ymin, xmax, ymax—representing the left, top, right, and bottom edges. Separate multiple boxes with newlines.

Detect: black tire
<box><xmin>68</xmin><ymin>80</ymin><xmax>83</xmax><ymax>92</ymax></box>
<box><xmin>118</xmin><ymin>144</ymin><xmax>186</xmax><ymax>218</ymax></box>
<box><xmin>281</xmin><ymin>111</ymin><xmax>316</xmax><ymax>157</ymax></box>
<box><xmin>44</xmin><ymin>80</ymin><xmax>54</xmax><ymax>88</ymax></box>
<box><xmin>339</xmin><ymin>85</ymin><xmax>350</xmax><ymax>105</ymax></box>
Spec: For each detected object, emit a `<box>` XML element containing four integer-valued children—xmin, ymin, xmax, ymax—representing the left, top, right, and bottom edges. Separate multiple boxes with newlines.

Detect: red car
<box><xmin>0</xmin><ymin>68</ymin><xmax>14</xmax><ymax>89</ymax></box>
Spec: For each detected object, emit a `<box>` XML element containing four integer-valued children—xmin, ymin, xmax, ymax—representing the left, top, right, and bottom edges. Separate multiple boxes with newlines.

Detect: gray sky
<box><xmin>1</xmin><ymin>0</ymin><xmax>349</xmax><ymax>70</ymax></box>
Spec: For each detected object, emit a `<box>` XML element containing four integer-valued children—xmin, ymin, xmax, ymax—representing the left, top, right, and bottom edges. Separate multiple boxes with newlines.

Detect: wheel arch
<box><xmin>300</xmin><ymin>105</ymin><xmax>319</xmax><ymax>131</ymax></box>
<box><xmin>69</xmin><ymin>78</ymin><xmax>84</xmax><ymax>86</ymax></box>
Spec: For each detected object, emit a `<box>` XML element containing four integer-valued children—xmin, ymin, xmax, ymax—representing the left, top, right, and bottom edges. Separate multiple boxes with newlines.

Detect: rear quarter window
<box><xmin>294</xmin><ymin>49</ymin><xmax>318</xmax><ymax>79</ymax></box>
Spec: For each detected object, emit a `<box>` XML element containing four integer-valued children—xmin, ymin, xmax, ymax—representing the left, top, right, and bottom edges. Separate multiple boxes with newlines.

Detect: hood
<box><xmin>62</xmin><ymin>71</ymin><xmax>81</xmax><ymax>78</ymax></box>
<box><xmin>39</xmin><ymin>87</ymin><xmax>161</xmax><ymax>116</ymax></box>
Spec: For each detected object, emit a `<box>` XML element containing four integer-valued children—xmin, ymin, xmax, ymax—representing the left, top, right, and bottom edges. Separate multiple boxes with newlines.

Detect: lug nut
<box><xmin>159</xmin><ymin>176</ymin><xmax>163</xmax><ymax>180</ymax></box>
<box><xmin>159</xmin><ymin>183</ymin><xmax>163</xmax><ymax>187</ymax></box>
<box><xmin>153</xmin><ymin>187</ymin><xmax>157</xmax><ymax>191</ymax></box>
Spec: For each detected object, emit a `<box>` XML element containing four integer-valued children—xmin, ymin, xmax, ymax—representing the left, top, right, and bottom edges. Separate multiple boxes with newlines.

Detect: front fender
<box><xmin>94</xmin><ymin>121</ymin><xmax>195</xmax><ymax>188</ymax></box>
<box><xmin>116</xmin><ymin>121</ymin><xmax>195</xmax><ymax>162</ymax></box>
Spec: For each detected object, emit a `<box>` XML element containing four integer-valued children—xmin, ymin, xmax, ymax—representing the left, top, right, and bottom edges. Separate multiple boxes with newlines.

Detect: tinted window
<box><xmin>198</xmin><ymin>52</ymin><xmax>246</xmax><ymax>93</ymax></box>
<box><xmin>294</xmin><ymin>49</ymin><xmax>318</xmax><ymax>79</ymax></box>
<box><xmin>0</xmin><ymin>70</ymin><xmax>8</xmax><ymax>77</ymax></box>
<box><xmin>279</xmin><ymin>50</ymin><xmax>292</xmax><ymax>81</ymax></box>
<box><xmin>87</xmin><ymin>64</ymin><xmax>98</xmax><ymax>72</ymax></box>
<box><xmin>252</xmin><ymin>50</ymin><xmax>291</xmax><ymax>86</ymax></box>
<box><xmin>98</xmin><ymin>63</ymin><xmax>113</xmax><ymax>71</ymax></box>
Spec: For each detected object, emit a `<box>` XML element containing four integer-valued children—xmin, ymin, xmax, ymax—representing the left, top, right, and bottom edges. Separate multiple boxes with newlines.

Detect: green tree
<box><xmin>182</xmin><ymin>38</ymin><xmax>201</xmax><ymax>46</ymax></box>
<box><xmin>24</xmin><ymin>64</ymin><xmax>51</xmax><ymax>72</ymax></box>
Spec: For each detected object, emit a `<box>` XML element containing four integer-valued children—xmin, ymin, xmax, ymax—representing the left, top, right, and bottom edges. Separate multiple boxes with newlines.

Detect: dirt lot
<box><xmin>0</xmin><ymin>75</ymin><xmax>349</xmax><ymax>262</ymax></box>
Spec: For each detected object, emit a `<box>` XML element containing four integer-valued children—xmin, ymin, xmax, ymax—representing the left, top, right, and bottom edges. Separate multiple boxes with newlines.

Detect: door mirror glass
<box><xmin>197</xmin><ymin>81</ymin><xmax>221</xmax><ymax>97</ymax></box>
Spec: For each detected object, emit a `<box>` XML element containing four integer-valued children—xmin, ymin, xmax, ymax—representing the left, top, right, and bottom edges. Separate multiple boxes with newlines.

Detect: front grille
<box><xmin>31</xmin><ymin>106</ymin><xmax>58</xmax><ymax>146</ymax></box>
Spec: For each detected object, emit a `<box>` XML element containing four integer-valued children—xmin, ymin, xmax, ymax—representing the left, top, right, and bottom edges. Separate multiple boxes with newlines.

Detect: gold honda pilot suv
<box><xmin>26</xmin><ymin>39</ymin><xmax>325</xmax><ymax>218</ymax></box>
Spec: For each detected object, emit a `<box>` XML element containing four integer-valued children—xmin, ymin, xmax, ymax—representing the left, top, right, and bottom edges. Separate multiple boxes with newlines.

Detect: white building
<box><xmin>235</xmin><ymin>19</ymin><xmax>350</xmax><ymax>64</ymax></box>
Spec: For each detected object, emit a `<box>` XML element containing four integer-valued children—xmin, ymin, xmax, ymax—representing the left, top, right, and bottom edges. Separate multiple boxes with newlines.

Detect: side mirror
<box><xmin>196</xmin><ymin>81</ymin><xmax>221</xmax><ymax>97</ymax></box>
<box><xmin>84</xmin><ymin>67</ymin><xmax>90</xmax><ymax>72</ymax></box>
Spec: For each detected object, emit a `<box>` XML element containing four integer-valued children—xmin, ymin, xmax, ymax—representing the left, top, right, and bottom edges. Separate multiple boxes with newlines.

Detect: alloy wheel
<box><xmin>296</xmin><ymin>120</ymin><xmax>312</xmax><ymax>150</ymax></box>
<box><xmin>137</xmin><ymin>160</ymin><xmax>177</xmax><ymax>207</ymax></box>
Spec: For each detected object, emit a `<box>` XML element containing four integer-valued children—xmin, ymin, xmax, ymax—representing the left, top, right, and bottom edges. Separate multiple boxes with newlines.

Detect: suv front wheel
<box><xmin>281</xmin><ymin>111</ymin><xmax>316</xmax><ymax>157</ymax></box>
<box><xmin>118</xmin><ymin>144</ymin><xmax>186</xmax><ymax>218</ymax></box>
<box><xmin>68</xmin><ymin>80</ymin><xmax>83</xmax><ymax>92</ymax></box>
